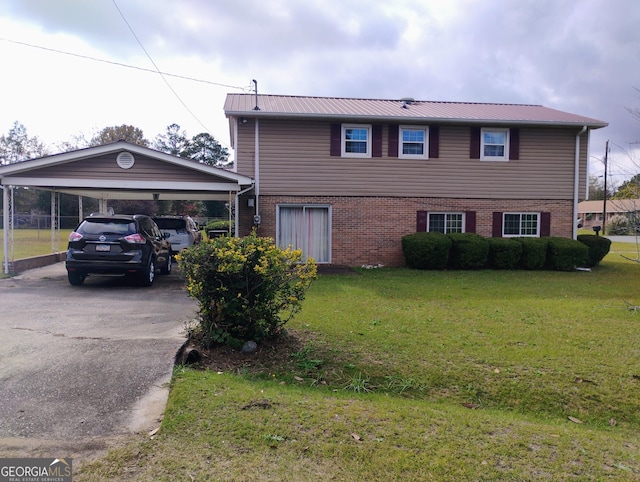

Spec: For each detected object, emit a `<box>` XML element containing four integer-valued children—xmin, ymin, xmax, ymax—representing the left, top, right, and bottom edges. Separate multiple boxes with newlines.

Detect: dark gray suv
<box><xmin>65</xmin><ymin>214</ymin><xmax>172</xmax><ymax>286</ymax></box>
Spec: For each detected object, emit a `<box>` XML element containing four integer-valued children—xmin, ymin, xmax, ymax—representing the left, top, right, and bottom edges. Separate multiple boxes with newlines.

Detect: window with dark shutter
<box><xmin>429</xmin><ymin>126</ymin><xmax>439</xmax><ymax>158</ymax></box>
<box><xmin>465</xmin><ymin>211</ymin><xmax>476</xmax><ymax>233</ymax></box>
<box><xmin>509</xmin><ymin>128</ymin><xmax>520</xmax><ymax>160</ymax></box>
<box><xmin>416</xmin><ymin>211</ymin><xmax>428</xmax><ymax>231</ymax></box>
<box><xmin>388</xmin><ymin>124</ymin><xmax>399</xmax><ymax>157</ymax></box>
<box><xmin>470</xmin><ymin>127</ymin><xmax>481</xmax><ymax>159</ymax></box>
<box><xmin>372</xmin><ymin>125</ymin><xmax>383</xmax><ymax>157</ymax></box>
<box><xmin>330</xmin><ymin>123</ymin><xmax>341</xmax><ymax>156</ymax></box>
<box><xmin>492</xmin><ymin>212</ymin><xmax>503</xmax><ymax>237</ymax></box>
<box><xmin>540</xmin><ymin>212</ymin><xmax>551</xmax><ymax>236</ymax></box>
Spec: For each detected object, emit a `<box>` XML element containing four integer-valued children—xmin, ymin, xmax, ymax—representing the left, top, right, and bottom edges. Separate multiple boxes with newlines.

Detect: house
<box><xmin>224</xmin><ymin>94</ymin><xmax>607</xmax><ymax>267</ymax></box>
<box><xmin>578</xmin><ymin>198</ymin><xmax>640</xmax><ymax>231</ymax></box>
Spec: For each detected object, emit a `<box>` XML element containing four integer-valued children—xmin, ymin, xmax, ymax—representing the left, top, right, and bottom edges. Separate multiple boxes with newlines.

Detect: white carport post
<box><xmin>51</xmin><ymin>191</ymin><xmax>60</xmax><ymax>253</ymax></box>
<box><xmin>2</xmin><ymin>185</ymin><xmax>14</xmax><ymax>275</ymax></box>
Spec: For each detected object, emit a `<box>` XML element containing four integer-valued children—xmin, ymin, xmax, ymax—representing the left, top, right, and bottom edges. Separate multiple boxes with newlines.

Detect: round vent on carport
<box><xmin>116</xmin><ymin>151</ymin><xmax>135</xmax><ymax>169</ymax></box>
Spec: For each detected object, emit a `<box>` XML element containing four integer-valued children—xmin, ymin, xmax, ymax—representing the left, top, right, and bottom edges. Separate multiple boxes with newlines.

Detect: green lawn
<box><xmin>78</xmin><ymin>243</ymin><xmax>640</xmax><ymax>481</ymax></box>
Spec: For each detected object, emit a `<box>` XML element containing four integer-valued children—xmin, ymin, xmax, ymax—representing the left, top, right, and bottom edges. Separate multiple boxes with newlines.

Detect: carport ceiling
<box><xmin>0</xmin><ymin>141</ymin><xmax>254</xmax><ymax>201</ymax></box>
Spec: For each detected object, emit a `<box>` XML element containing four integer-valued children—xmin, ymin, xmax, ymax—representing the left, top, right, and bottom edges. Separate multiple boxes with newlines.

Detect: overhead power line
<box><xmin>0</xmin><ymin>36</ymin><xmax>248</xmax><ymax>91</ymax></box>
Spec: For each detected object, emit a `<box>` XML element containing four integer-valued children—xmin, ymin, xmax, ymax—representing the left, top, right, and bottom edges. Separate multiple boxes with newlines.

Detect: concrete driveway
<box><xmin>0</xmin><ymin>262</ymin><xmax>196</xmax><ymax>461</ymax></box>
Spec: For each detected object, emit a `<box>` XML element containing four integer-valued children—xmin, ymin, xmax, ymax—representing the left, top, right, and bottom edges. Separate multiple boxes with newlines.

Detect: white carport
<box><xmin>0</xmin><ymin>141</ymin><xmax>254</xmax><ymax>274</ymax></box>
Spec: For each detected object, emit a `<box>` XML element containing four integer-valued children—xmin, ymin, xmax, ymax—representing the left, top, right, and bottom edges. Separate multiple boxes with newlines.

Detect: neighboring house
<box><xmin>578</xmin><ymin>198</ymin><xmax>640</xmax><ymax>230</ymax></box>
<box><xmin>224</xmin><ymin>94</ymin><xmax>607</xmax><ymax>267</ymax></box>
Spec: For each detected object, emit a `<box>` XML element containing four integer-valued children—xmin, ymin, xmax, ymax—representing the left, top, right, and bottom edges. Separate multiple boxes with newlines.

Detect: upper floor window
<box><xmin>503</xmin><ymin>212</ymin><xmax>539</xmax><ymax>236</ymax></box>
<box><xmin>342</xmin><ymin>124</ymin><xmax>371</xmax><ymax>157</ymax></box>
<box><xmin>429</xmin><ymin>212</ymin><xmax>464</xmax><ymax>233</ymax></box>
<box><xmin>481</xmin><ymin>128</ymin><xmax>509</xmax><ymax>161</ymax></box>
<box><xmin>400</xmin><ymin>126</ymin><xmax>429</xmax><ymax>159</ymax></box>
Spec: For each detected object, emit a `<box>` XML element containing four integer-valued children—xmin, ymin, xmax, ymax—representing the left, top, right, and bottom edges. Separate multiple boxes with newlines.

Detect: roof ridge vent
<box><xmin>400</xmin><ymin>97</ymin><xmax>415</xmax><ymax>109</ymax></box>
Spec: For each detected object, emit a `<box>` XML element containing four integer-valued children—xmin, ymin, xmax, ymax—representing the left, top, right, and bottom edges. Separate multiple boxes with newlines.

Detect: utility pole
<box><xmin>602</xmin><ymin>140</ymin><xmax>609</xmax><ymax>235</ymax></box>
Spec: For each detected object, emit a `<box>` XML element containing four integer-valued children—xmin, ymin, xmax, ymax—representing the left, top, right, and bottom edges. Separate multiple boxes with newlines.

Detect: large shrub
<box><xmin>513</xmin><ymin>237</ymin><xmax>549</xmax><ymax>270</ymax></box>
<box><xmin>487</xmin><ymin>237</ymin><xmax>522</xmax><ymax>269</ymax></box>
<box><xmin>178</xmin><ymin>232</ymin><xmax>317</xmax><ymax>346</ymax></box>
<box><xmin>447</xmin><ymin>233</ymin><xmax>489</xmax><ymax>269</ymax></box>
<box><xmin>401</xmin><ymin>232</ymin><xmax>452</xmax><ymax>269</ymax></box>
<box><xmin>577</xmin><ymin>234</ymin><xmax>612</xmax><ymax>267</ymax></box>
<box><xmin>546</xmin><ymin>237</ymin><xmax>589</xmax><ymax>271</ymax></box>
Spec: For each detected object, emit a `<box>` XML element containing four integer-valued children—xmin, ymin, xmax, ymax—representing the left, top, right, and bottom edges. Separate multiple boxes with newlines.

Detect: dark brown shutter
<box><xmin>388</xmin><ymin>124</ymin><xmax>399</xmax><ymax>157</ymax></box>
<box><xmin>429</xmin><ymin>126</ymin><xmax>439</xmax><ymax>158</ymax></box>
<box><xmin>417</xmin><ymin>211</ymin><xmax>428</xmax><ymax>232</ymax></box>
<box><xmin>492</xmin><ymin>211</ymin><xmax>503</xmax><ymax>237</ymax></box>
<box><xmin>509</xmin><ymin>128</ymin><xmax>520</xmax><ymax>160</ymax></box>
<box><xmin>330</xmin><ymin>123</ymin><xmax>341</xmax><ymax>156</ymax></box>
<box><xmin>372</xmin><ymin>124</ymin><xmax>383</xmax><ymax>157</ymax></box>
<box><xmin>465</xmin><ymin>211</ymin><xmax>476</xmax><ymax>233</ymax></box>
<box><xmin>540</xmin><ymin>212</ymin><xmax>551</xmax><ymax>236</ymax></box>
<box><xmin>470</xmin><ymin>127</ymin><xmax>481</xmax><ymax>159</ymax></box>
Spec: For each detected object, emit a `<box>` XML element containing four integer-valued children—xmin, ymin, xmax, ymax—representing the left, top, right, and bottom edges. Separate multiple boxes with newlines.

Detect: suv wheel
<box><xmin>139</xmin><ymin>259</ymin><xmax>155</xmax><ymax>287</ymax></box>
<box><xmin>68</xmin><ymin>271</ymin><xmax>86</xmax><ymax>286</ymax></box>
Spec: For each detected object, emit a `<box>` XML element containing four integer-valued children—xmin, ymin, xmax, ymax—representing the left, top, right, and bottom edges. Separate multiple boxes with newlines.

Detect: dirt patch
<box><xmin>177</xmin><ymin>330</ymin><xmax>324</xmax><ymax>375</ymax></box>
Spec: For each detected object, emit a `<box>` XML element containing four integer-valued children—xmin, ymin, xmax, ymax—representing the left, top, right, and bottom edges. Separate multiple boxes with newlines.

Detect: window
<box><xmin>481</xmin><ymin>128</ymin><xmax>509</xmax><ymax>160</ymax></box>
<box><xmin>503</xmin><ymin>213</ymin><xmax>539</xmax><ymax>237</ymax></box>
<box><xmin>277</xmin><ymin>205</ymin><xmax>331</xmax><ymax>263</ymax></box>
<box><xmin>342</xmin><ymin>124</ymin><xmax>371</xmax><ymax>157</ymax></box>
<box><xmin>400</xmin><ymin>126</ymin><xmax>429</xmax><ymax>159</ymax></box>
<box><xmin>428</xmin><ymin>213</ymin><xmax>464</xmax><ymax>233</ymax></box>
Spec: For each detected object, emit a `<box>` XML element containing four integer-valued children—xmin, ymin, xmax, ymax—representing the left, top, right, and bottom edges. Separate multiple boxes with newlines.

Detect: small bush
<box><xmin>401</xmin><ymin>232</ymin><xmax>452</xmax><ymax>270</ymax></box>
<box><xmin>178</xmin><ymin>231</ymin><xmax>317</xmax><ymax>346</ymax></box>
<box><xmin>607</xmin><ymin>214</ymin><xmax>630</xmax><ymax>235</ymax></box>
<box><xmin>546</xmin><ymin>237</ymin><xmax>589</xmax><ymax>271</ymax></box>
<box><xmin>447</xmin><ymin>233</ymin><xmax>489</xmax><ymax>270</ymax></box>
<box><xmin>513</xmin><ymin>237</ymin><xmax>549</xmax><ymax>270</ymax></box>
<box><xmin>487</xmin><ymin>238</ymin><xmax>522</xmax><ymax>269</ymax></box>
<box><xmin>577</xmin><ymin>234</ymin><xmax>612</xmax><ymax>267</ymax></box>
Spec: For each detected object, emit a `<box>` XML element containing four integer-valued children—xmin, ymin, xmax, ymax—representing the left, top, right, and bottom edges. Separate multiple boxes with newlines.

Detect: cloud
<box><xmin>0</xmin><ymin>0</ymin><xmax>639</xmax><ymax>177</ymax></box>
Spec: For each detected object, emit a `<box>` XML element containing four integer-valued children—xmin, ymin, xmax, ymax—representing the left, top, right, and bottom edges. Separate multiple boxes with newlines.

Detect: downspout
<box><xmin>573</xmin><ymin>126</ymin><xmax>588</xmax><ymax>239</ymax></box>
<box><xmin>254</xmin><ymin>118</ymin><xmax>260</xmax><ymax>223</ymax></box>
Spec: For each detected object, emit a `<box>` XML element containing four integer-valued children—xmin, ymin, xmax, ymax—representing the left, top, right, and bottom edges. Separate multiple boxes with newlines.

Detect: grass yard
<box><xmin>0</xmin><ymin>228</ymin><xmax>70</xmax><ymax>258</ymax></box>
<box><xmin>77</xmin><ymin>242</ymin><xmax>640</xmax><ymax>481</ymax></box>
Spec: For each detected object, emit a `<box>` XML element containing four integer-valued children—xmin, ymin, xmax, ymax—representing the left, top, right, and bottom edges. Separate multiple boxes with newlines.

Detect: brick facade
<box><xmin>239</xmin><ymin>195</ymin><xmax>574</xmax><ymax>267</ymax></box>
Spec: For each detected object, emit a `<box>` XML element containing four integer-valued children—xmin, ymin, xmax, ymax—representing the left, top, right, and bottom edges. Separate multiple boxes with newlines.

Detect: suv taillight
<box><xmin>124</xmin><ymin>233</ymin><xmax>146</xmax><ymax>244</ymax></box>
<box><xmin>68</xmin><ymin>232</ymin><xmax>83</xmax><ymax>242</ymax></box>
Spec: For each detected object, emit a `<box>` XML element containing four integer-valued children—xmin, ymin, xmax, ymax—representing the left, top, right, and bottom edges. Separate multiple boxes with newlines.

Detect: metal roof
<box><xmin>224</xmin><ymin>94</ymin><xmax>608</xmax><ymax>128</ymax></box>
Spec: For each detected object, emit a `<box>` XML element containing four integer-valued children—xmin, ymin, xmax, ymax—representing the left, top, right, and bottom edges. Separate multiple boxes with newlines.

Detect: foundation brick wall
<box><xmin>240</xmin><ymin>195</ymin><xmax>574</xmax><ymax>267</ymax></box>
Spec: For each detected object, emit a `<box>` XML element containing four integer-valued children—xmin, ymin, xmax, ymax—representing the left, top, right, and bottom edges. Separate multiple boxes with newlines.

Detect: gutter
<box><xmin>573</xmin><ymin>126</ymin><xmax>588</xmax><ymax>239</ymax></box>
<box><xmin>234</xmin><ymin>182</ymin><xmax>256</xmax><ymax>237</ymax></box>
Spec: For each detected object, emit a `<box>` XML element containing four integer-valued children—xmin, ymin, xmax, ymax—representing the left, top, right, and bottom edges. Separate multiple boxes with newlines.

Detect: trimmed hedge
<box><xmin>447</xmin><ymin>233</ymin><xmax>489</xmax><ymax>270</ymax></box>
<box><xmin>513</xmin><ymin>237</ymin><xmax>549</xmax><ymax>270</ymax></box>
<box><xmin>577</xmin><ymin>234</ymin><xmax>612</xmax><ymax>267</ymax></box>
<box><xmin>487</xmin><ymin>237</ymin><xmax>523</xmax><ymax>269</ymax></box>
<box><xmin>546</xmin><ymin>237</ymin><xmax>589</xmax><ymax>271</ymax></box>
<box><xmin>401</xmin><ymin>232</ymin><xmax>451</xmax><ymax>270</ymax></box>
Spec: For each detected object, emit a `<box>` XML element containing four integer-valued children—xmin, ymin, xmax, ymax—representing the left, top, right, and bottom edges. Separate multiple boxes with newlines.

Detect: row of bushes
<box><xmin>401</xmin><ymin>232</ymin><xmax>611</xmax><ymax>271</ymax></box>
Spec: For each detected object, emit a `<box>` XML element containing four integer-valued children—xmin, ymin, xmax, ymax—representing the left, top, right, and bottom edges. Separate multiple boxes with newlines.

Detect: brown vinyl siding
<box><xmin>21</xmin><ymin>154</ymin><xmax>226</xmax><ymax>183</ymax></box>
<box><xmin>239</xmin><ymin>119</ymin><xmax>587</xmax><ymax>200</ymax></box>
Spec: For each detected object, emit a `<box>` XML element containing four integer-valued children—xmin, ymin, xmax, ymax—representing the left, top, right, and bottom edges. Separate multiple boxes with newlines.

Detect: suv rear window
<box><xmin>77</xmin><ymin>220</ymin><xmax>136</xmax><ymax>236</ymax></box>
<box><xmin>154</xmin><ymin>219</ymin><xmax>186</xmax><ymax>230</ymax></box>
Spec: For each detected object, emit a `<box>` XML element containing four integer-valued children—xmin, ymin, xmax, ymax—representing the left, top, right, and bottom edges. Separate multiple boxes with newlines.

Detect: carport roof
<box><xmin>0</xmin><ymin>141</ymin><xmax>254</xmax><ymax>201</ymax></box>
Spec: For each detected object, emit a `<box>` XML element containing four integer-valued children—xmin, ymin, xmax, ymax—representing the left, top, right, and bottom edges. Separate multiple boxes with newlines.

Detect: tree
<box><xmin>89</xmin><ymin>124</ymin><xmax>148</xmax><ymax>147</ymax></box>
<box><xmin>0</xmin><ymin>121</ymin><xmax>47</xmax><ymax>164</ymax></box>
<box><xmin>588</xmin><ymin>175</ymin><xmax>608</xmax><ymax>200</ymax></box>
<box><xmin>153</xmin><ymin>123</ymin><xmax>191</xmax><ymax>157</ymax></box>
<box><xmin>185</xmin><ymin>132</ymin><xmax>230</xmax><ymax>167</ymax></box>
<box><xmin>613</xmin><ymin>174</ymin><xmax>640</xmax><ymax>200</ymax></box>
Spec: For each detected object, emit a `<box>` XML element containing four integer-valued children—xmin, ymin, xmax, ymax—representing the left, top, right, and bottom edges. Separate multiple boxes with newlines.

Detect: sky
<box><xmin>0</xmin><ymin>0</ymin><xmax>639</xmax><ymax>185</ymax></box>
